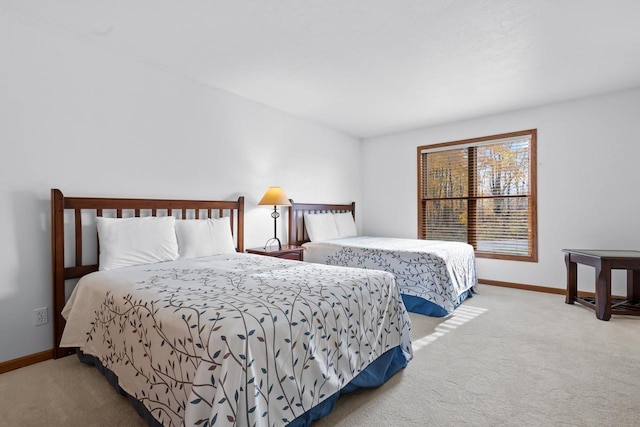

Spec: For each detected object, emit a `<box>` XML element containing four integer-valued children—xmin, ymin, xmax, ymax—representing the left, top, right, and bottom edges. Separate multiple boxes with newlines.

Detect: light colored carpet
<box><xmin>1</xmin><ymin>285</ymin><xmax>639</xmax><ymax>426</ymax></box>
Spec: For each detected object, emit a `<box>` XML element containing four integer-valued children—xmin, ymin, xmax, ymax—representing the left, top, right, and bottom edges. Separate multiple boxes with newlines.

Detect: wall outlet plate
<box><xmin>33</xmin><ymin>307</ymin><xmax>48</xmax><ymax>326</ymax></box>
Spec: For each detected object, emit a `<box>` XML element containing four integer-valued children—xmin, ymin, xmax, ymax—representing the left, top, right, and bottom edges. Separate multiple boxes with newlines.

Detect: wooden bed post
<box><xmin>288</xmin><ymin>199</ymin><xmax>295</xmax><ymax>246</ymax></box>
<box><xmin>51</xmin><ymin>189</ymin><xmax>69</xmax><ymax>358</ymax></box>
<box><xmin>237</xmin><ymin>196</ymin><xmax>245</xmax><ymax>253</ymax></box>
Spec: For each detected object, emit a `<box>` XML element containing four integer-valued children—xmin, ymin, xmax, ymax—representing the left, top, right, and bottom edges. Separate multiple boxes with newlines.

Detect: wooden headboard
<box><xmin>50</xmin><ymin>188</ymin><xmax>245</xmax><ymax>358</ymax></box>
<box><xmin>287</xmin><ymin>199</ymin><xmax>355</xmax><ymax>246</ymax></box>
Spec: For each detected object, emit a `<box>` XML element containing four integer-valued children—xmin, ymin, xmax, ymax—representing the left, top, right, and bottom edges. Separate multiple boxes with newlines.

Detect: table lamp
<box><xmin>258</xmin><ymin>186</ymin><xmax>291</xmax><ymax>250</ymax></box>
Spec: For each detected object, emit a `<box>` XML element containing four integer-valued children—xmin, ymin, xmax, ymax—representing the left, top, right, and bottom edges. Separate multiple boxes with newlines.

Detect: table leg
<box><xmin>595</xmin><ymin>260</ymin><xmax>612</xmax><ymax>321</ymax></box>
<box><xmin>628</xmin><ymin>270</ymin><xmax>640</xmax><ymax>302</ymax></box>
<box><xmin>565</xmin><ymin>253</ymin><xmax>577</xmax><ymax>304</ymax></box>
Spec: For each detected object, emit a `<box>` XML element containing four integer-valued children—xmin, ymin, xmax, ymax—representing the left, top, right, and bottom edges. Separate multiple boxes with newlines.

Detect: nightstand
<box><xmin>246</xmin><ymin>245</ymin><xmax>305</xmax><ymax>261</ymax></box>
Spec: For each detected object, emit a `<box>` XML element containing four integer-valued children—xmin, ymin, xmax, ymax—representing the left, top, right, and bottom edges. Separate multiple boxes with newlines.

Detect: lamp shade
<box><xmin>258</xmin><ymin>186</ymin><xmax>291</xmax><ymax>206</ymax></box>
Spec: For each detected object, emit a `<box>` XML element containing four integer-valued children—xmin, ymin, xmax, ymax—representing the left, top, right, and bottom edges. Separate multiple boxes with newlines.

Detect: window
<box><xmin>418</xmin><ymin>129</ymin><xmax>537</xmax><ymax>262</ymax></box>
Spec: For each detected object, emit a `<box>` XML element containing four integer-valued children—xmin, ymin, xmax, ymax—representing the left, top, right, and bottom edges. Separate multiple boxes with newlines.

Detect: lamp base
<box><xmin>264</xmin><ymin>237</ymin><xmax>282</xmax><ymax>251</ymax></box>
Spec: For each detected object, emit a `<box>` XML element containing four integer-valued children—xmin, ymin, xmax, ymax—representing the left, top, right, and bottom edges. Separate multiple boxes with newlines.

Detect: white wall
<box><xmin>363</xmin><ymin>88</ymin><xmax>640</xmax><ymax>295</ymax></box>
<box><xmin>0</xmin><ymin>12</ymin><xmax>362</xmax><ymax>363</ymax></box>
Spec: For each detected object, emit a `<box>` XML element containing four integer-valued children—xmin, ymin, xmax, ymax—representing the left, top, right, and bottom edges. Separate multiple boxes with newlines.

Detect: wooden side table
<box><xmin>563</xmin><ymin>249</ymin><xmax>640</xmax><ymax>320</ymax></box>
<box><xmin>246</xmin><ymin>245</ymin><xmax>305</xmax><ymax>261</ymax></box>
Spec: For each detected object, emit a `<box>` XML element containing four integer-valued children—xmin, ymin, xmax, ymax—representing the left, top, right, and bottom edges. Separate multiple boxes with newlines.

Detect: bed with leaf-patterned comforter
<box><xmin>303</xmin><ymin>237</ymin><xmax>478</xmax><ymax>317</ymax></box>
<box><xmin>60</xmin><ymin>252</ymin><xmax>413</xmax><ymax>427</ymax></box>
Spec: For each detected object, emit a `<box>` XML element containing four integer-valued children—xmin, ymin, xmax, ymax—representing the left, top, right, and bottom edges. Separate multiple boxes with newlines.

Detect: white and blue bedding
<box><xmin>303</xmin><ymin>236</ymin><xmax>478</xmax><ymax>317</ymax></box>
<box><xmin>61</xmin><ymin>252</ymin><xmax>412</xmax><ymax>427</ymax></box>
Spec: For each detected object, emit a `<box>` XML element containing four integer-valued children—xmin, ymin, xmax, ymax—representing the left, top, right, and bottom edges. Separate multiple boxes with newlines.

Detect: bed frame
<box><xmin>288</xmin><ymin>199</ymin><xmax>355</xmax><ymax>246</ymax></box>
<box><xmin>50</xmin><ymin>188</ymin><xmax>245</xmax><ymax>359</ymax></box>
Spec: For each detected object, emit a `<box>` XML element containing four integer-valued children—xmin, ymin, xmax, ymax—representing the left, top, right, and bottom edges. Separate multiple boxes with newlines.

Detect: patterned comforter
<box><xmin>61</xmin><ymin>253</ymin><xmax>412</xmax><ymax>427</ymax></box>
<box><xmin>303</xmin><ymin>237</ymin><xmax>478</xmax><ymax>316</ymax></box>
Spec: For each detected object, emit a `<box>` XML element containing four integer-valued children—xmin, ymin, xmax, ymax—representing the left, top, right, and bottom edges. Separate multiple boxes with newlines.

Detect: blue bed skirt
<box><xmin>78</xmin><ymin>344</ymin><xmax>408</xmax><ymax>427</ymax></box>
<box><xmin>78</xmin><ymin>350</ymin><xmax>162</xmax><ymax>427</ymax></box>
<box><xmin>402</xmin><ymin>288</ymin><xmax>474</xmax><ymax>317</ymax></box>
<box><xmin>288</xmin><ymin>345</ymin><xmax>407</xmax><ymax>426</ymax></box>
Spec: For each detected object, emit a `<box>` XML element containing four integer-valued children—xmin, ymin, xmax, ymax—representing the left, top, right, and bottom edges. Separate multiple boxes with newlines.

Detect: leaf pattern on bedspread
<box><xmin>64</xmin><ymin>254</ymin><xmax>412</xmax><ymax>427</ymax></box>
<box><xmin>314</xmin><ymin>237</ymin><xmax>477</xmax><ymax>314</ymax></box>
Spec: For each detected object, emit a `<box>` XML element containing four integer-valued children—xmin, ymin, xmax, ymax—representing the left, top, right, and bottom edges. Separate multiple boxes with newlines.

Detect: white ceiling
<box><xmin>3</xmin><ymin>0</ymin><xmax>640</xmax><ymax>138</ymax></box>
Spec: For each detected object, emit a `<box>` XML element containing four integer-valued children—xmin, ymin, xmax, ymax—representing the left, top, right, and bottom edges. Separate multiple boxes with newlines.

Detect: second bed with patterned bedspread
<box><xmin>303</xmin><ymin>236</ymin><xmax>478</xmax><ymax>317</ymax></box>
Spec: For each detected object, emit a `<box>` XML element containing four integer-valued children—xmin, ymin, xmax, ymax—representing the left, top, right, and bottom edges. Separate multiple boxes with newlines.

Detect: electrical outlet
<box><xmin>33</xmin><ymin>307</ymin><xmax>48</xmax><ymax>326</ymax></box>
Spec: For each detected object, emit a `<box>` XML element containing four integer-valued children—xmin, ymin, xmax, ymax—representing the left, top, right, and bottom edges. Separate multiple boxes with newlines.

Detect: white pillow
<box><xmin>96</xmin><ymin>216</ymin><xmax>179</xmax><ymax>271</ymax></box>
<box><xmin>304</xmin><ymin>212</ymin><xmax>340</xmax><ymax>242</ymax></box>
<box><xmin>333</xmin><ymin>212</ymin><xmax>357</xmax><ymax>238</ymax></box>
<box><xmin>174</xmin><ymin>217</ymin><xmax>236</xmax><ymax>259</ymax></box>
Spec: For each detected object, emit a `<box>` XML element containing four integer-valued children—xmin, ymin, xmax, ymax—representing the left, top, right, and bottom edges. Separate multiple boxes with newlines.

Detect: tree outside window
<box><xmin>418</xmin><ymin>129</ymin><xmax>537</xmax><ymax>262</ymax></box>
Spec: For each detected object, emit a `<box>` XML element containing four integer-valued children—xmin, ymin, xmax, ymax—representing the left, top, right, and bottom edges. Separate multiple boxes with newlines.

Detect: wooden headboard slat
<box><xmin>74</xmin><ymin>209</ymin><xmax>82</xmax><ymax>268</ymax></box>
<box><xmin>50</xmin><ymin>189</ymin><xmax>245</xmax><ymax>359</ymax></box>
<box><xmin>287</xmin><ymin>199</ymin><xmax>356</xmax><ymax>246</ymax></box>
<box><xmin>60</xmin><ymin>197</ymin><xmax>243</xmax><ymax>211</ymax></box>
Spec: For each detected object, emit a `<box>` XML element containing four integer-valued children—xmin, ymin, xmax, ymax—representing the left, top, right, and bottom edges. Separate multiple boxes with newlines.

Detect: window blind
<box><xmin>418</xmin><ymin>130</ymin><xmax>537</xmax><ymax>261</ymax></box>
